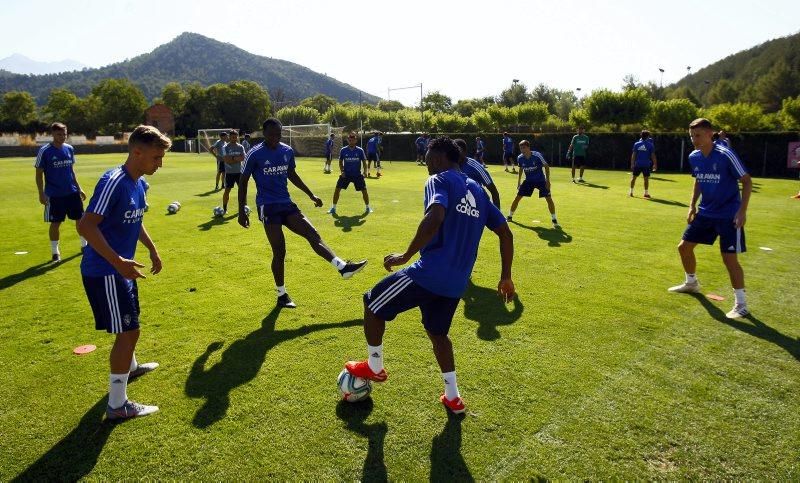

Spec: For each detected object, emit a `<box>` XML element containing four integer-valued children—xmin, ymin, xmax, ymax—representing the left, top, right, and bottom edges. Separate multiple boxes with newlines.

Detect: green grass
<box><xmin>1</xmin><ymin>153</ymin><xmax>798</xmax><ymax>479</ymax></box>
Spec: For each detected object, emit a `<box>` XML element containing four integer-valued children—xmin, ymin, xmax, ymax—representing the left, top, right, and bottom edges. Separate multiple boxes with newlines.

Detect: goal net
<box><xmin>197</xmin><ymin>128</ymin><xmax>235</xmax><ymax>154</ymax></box>
<box><xmin>281</xmin><ymin>123</ymin><xmax>343</xmax><ymax>157</ymax></box>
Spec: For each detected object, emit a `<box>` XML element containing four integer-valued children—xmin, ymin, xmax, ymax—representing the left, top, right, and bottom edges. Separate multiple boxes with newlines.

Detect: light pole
<box><xmin>686</xmin><ymin>66</ymin><xmax>691</xmax><ymax>76</ymax></box>
<box><xmin>658</xmin><ymin>68</ymin><xmax>665</xmax><ymax>88</ymax></box>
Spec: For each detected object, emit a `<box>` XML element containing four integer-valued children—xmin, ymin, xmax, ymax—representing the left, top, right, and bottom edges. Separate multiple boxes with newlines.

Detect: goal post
<box><xmin>197</xmin><ymin>128</ymin><xmax>235</xmax><ymax>155</ymax></box>
<box><xmin>281</xmin><ymin>123</ymin><xmax>344</xmax><ymax>157</ymax></box>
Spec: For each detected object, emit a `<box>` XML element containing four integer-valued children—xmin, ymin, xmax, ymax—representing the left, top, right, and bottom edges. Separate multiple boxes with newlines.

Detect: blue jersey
<box><xmin>325</xmin><ymin>138</ymin><xmax>334</xmax><ymax>154</ymax></box>
<box><xmin>405</xmin><ymin>169</ymin><xmax>506</xmax><ymax>298</ymax></box>
<box><xmin>476</xmin><ymin>140</ymin><xmax>485</xmax><ymax>153</ymax></box>
<box><xmin>339</xmin><ymin>146</ymin><xmax>366</xmax><ymax>176</ymax></box>
<box><xmin>716</xmin><ymin>139</ymin><xmax>730</xmax><ymax>148</ymax></box>
<box><xmin>415</xmin><ymin>137</ymin><xmax>427</xmax><ymax>150</ymax></box>
<box><xmin>81</xmin><ymin>166</ymin><xmax>147</xmax><ymax>277</ymax></box>
<box><xmin>461</xmin><ymin>157</ymin><xmax>494</xmax><ymax>187</ymax></box>
<box><xmin>241</xmin><ymin>142</ymin><xmax>296</xmax><ymax>206</ymax></box>
<box><xmin>212</xmin><ymin>140</ymin><xmax>227</xmax><ymax>161</ymax></box>
<box><xmin>503</xmin><ymin>136</ymin><xmax>513</xmax><ymax>154</ymax></box>
<box><xmin>367</xmin><ymin>136</ymin><xmax>379</xmax><ymax>154</ymax></box>
<box><xmin>517</xmin><ymin>151</ymin><xmax>548</xmax><ymax>183</ymax></box>
<box><xmin>633</xmin><ymin>139</ymin><xmax>654</xmax><ymax>167</ymax></box>
<box><xmin>689</xmin><ymin>144</ymin><xmax>748</xmax><ymax>219</ymax></box>
<box><xmin>34</xmin><ymin>143</ymin><xmax>78</xmax><ymax>197</ymax></box>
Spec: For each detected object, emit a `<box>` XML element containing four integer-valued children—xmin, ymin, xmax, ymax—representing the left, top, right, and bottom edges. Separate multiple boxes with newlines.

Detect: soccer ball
<box><xmin>213</xmin><ymin>206</ymin><xmax>225</xmax><ymax>217</ymax></box>
<box><xmin>337</xmin><ymin>368</ymin><xmax>372</xmax><ymax>402</ymax></box>
<box><xmin>244</xmin><ymin>205</ymin><xmax>251</xmax><ymax>215</ymax></box>
<box><xmin>167</xmin><ymin>201</ymin><xmax>181</xmax><ymax>214</ymax></box>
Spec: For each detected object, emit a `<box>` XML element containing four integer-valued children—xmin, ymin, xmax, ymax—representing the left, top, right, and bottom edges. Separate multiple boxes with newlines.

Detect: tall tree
<box><xmin>91</xmin><ymin>78</ymin><xmax>148</xmax><ymax>134</ymax></box>
<box><xmin>422</xmin><ymin>91</ymin><xmax>452</xmax><ymax>113</ymax></box>
<box><xmin>497</xmin><ymin>82</ymin><xmax>529</xmax><ymax>107</ymax></box>
<box><xmin>0</xmin><ymin>91</ymin><xmax>37</xmax><ymax>127</ymax></box>
<box><xmin>161</xmin><ymin>82</ymin><xmax>187</xmax><ymax>115</ymax></box>
<box><xmin>300</xmin><ymin>94</ymin><xmax>337</xmax><ymax>114</ymax></box>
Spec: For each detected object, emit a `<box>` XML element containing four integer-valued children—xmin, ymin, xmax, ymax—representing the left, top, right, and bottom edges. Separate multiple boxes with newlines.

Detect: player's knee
<box><xmin>677</xmin><ymin>241</ymin><xmax>692</xmax><ymax>255</ymax></box>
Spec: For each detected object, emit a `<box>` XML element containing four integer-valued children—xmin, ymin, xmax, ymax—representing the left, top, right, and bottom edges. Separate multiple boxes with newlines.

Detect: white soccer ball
<box><xmin>244</xmin><ymin>205</ymin><xmax>251</xmax><ymax>215</ymax></box>
<box><xmin>167</xmin><ymin>202</ymin><xmax>180</xmax><ymax>214</ymax></box>
<box><xmin>338</xmin><ymin>368</ymin><xmax>372</xmax><ymax>402</ymax></box>
<box><xmin>172</xmin><ymin>201</ymin><xmax>181</xmax><ymax>208</ymax></box>
<box><xmin>213</xmin><ymin>206</ymin><xmax>225</xmax><ymax>217</ymax></box>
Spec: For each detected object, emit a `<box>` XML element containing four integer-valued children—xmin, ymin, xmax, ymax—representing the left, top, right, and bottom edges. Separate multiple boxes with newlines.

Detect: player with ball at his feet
<box><xmin>344</xmin><ymin>136</ymin><xmax>515</xmax><ymax>414</ymax></box>
<box><xmin>237</xmin><ymin>118</ymin><xmax>368</xmax><ymax>308</ymax></box>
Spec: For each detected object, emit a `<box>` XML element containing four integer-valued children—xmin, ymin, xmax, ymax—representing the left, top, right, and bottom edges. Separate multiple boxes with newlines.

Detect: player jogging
<box><xmin>34</xmin><ymin>122</ymin><xmax>87</xmax><ymax>262</ymax></box>
<box><xmin>238</xmin><ymin>119</ymin><xmax>367</xmax><ymax>308</ymax></box>
<box><xmin>211</xmin><ymin>132</ymin><xmax>228</xmax><ymax>190</ymax></box>
<box><xmin>415</xmin><ymin>133</ymin><xmax>429</xmax><ymax>165</ymax></box>
<box><xmin>568</xmin><ymin>126</ymin><xmax>590</xmax><ymax>183</ymax></box>
<box><xmin>324</xmin><ymin>133</ymin><xmax>335</xmax><ymax>174</ymax></box>
<box><xmin>328</xmin><ymin>132</ymin><xmax>373</xmax><ymax>215</ymax></box>
<box><xmin>668</xmin><ymin>118</ymin><xmax>753</xmax><ymax>319</ymax></box>
<box><xmin>507</xmin><ymin>140</ymin><xmax>560</xmax><ymax>228</ymax></box>
<box><xmin>221</xmin><ymin>130</ymin><xmax>245</xmax><ymax>213</ymax></box>
<box><xmin>344</xmin><ymin>136</ymin><xmax>515</xmax><ymax>414</ymax></box>
<box><xmin>630</xmin><ymin>130</ymin><xmax>658</xmax><ymax>198</ymax></box>
<box><xmin>78</xmin><ymin>125</ymin><xmax>170</xmax><ymax>420</ymax></box>
<box><xmin>454</xmin><ymin>138</ymin><xmax>501</xmax><ymax>208</ymax></box>
<box><xmin>502</xmin><ymin>132</ymin><xmax>516</xmax><ymax>173</ymax></box>
<box><xmin>366</xmin><ymin>132</ymin><xmax>382</xmax><ymax>178</ymax></box>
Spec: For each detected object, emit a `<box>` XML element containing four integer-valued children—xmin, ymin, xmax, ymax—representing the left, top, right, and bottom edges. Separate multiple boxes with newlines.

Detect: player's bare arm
<box><xmin>735</xmin><ymin>174</ymin><xmax>753</xmax><ymax>229</ymax></box>
<box><xmin>493</xmin><ymin>222</ymin><xmax>515</xmax><ymax>302</ymax></box>
<box><xmin>79</xmin><ymin>212</ymin><xmax>146</xmax><ymax>279</ymax></box>
<box><xmin>238</xmin><ymin>173</ymin><xmax>251</xmax><ymax>228</ymax></box>
<box><xmin>35</xmin><ymin>168</ymin><xmax>47</xmax><ymax>204</ymax></box>
<box><xmin>138</xmin><ymin>224</ymin><xmax>161</xmax><ymax>274</ymax></box>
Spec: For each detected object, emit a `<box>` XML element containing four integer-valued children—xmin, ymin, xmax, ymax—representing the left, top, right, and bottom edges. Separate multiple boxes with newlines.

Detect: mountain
<box><xmin>0</xmin><ymin>54</ymin><xmax>88</xmax><ymax>75</ymax></box>
<box><xmin>670</xmin><ymin>31</ymin><xmax>800</xmax><ymax>107</ymax></box>
<box><xmin>0</xmin><ymin>33</ymin><xmax>379</xmax><ymax>104</ymax></box>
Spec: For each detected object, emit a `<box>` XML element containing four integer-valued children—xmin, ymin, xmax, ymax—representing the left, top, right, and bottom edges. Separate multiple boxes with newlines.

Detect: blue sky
<box><xmin>1</xmin><ymin>0</ymin><xmax>798</xmax><ymax>104</ymax></box>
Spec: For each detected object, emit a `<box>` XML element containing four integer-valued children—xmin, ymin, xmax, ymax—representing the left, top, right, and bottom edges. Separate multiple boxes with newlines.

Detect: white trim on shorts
<box><xmin>368</xmin><ymin>274</ymin><xmax>414</xmax><ymax>314</ymax></box>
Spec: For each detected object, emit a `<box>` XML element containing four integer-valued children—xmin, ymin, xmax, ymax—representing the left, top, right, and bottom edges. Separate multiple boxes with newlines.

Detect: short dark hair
<box><xmin>129</xmin><ymin>125</ymin><xmax>172</xmax><ymax>150</ymax></box>
<box><xmin>263</xmin><ymin>118</ymin><xmax>282</xmax><ymax>131</ymax></box>
<box><xmin>228</xmin><ymin>130</ymin><xmax>238</xmax><ymax>136</ymax></box>
<box><xmin>519</xmin><ymin>140</ymin><xmax>530</xmax><ymax>147</ymax></box>
<box><xmin>503</xmin><ymin>132</ymin><xmax>508</xmax><ymax>136</ymax></box>
<box><xmin>50</xmin><ymin>122</ymin><xmax>67</xmax><ymax>133</ymax></box>
<box><xmin>219</xmin><ymin>132</ymin><xmax>228</xmax><ymax>137</ymax></box>
<box><xmin>244</xmin><ymin>134</ymin><xmax>250</xmax><ymax>139</ymax></box>
<box><xmin>453</xmin><ymin>138</ymin><xmax>467</xmax><ymax>151</ymax></box>
<box><xmin>640</xmin><ymin>129</ymin><xmax>650</xmax><ymax>139</ymax></box>
<box><xmin>712</xmin><ymin>132</ymin><xmax>720</xmax><ymax>141</ymax></box>
<box><xmin>689</xmin><ymin>118</ymin><xmax>713</xmax><ymax>130</ymax></box>
<box><xmin>428</xmin><ymin>136</ymin><xmax>460</xmax><ymax>164</ymax></box>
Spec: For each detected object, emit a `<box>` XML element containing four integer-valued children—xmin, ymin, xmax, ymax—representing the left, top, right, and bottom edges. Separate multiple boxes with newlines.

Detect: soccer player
<box><xmin>34</xmin><ymin>122</ymin><xmax>87</xmax><ymax>262</ymax></box>
<box><xmin>238</xmin><ymin>119</ymin><xmax>367</xmax><ymax>308</ymax></box>
<box><xmin>241</xmin><ymin>133</ymin><xmax>252</xmax><ymax>154</ymax></box>
<box><xmin>475</xmin><ymin>136</ymin><xmax>486</xmax><ymax>166</ymax></box>
<box><xmin>221</xmin><ymin>130</ymin><xmax>246</xmax><ymax>214</ymax></box>
<box><xmin>668</xmin><ymin>118</ymin><xmax>753</xmax><ymax>319</ymax></box>
<box><xmin>454</xmin><ymin>138</ymin><xmax>501</xmax><ymax>208</ymax></box>
<box><xmin>324</xmin><ymin>133</ymin><xmax>335</xmax><ymax>174</ymax></box>
<box><xmin>507</xmin><ymin>140</ymin><xmax>560</xmax><ymax>228</ymax></box>
<box><xmin>78</xmin><ymin>125</ymin><xmax>171</xmax><ymax>420</ymax></box>
<box><xmin>630</xmin><ymin>130</ymin><xmax>658</xmax><ymax>198</ymax></box>
<box><xmin>567</xmin><ymin>126</ymin><xmax>590</xmax><ymax>183</ymax></box>
<box><xmin>415</xmin><ymin>133</ymin><xmax>429</xmax><ymax>165</ymax></box>
<box><xmin>344</xmin><ymin>136</ymin><xmax>514</xmax><ymax>414</ymax></box>
<box><xmin>366</xmin><ymin>132</ymin><xmax>382</xmax><ymax>178</ymax></box>
<box><xmin>502</xmin><ymin>132</ymin><xmax>516</xmax><ymax>173</ymax></box>
<box><xmin>211</xmin><ymin>132</ymin><xmax>228</xmax><ymax>190</ymax></box>
<box><xmin>712</xmin><ymin>130</ymin><xmax>730</xmax><ymax>148</ymax></box>
<box><xmin>329</xmin><ymin>132</ymin><xmax>373</xmax><ymax>214</ymax></box>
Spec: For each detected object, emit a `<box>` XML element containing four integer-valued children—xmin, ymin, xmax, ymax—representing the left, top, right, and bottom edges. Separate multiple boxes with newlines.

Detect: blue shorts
<box><xmin>504</xmin><ymin>152</ymin><xmax>515</xmax><ymax>162</ymax></box>
<box><xmin>45</xmin><ymin>192</ymin><xmax>84</xmax><ymax>222</ymax></box>
<box><xmin>633</xmin><ymin>166</ymin><xmax>651</xmax><ymax>177</ymax></box>
<box><xmin>417</xmin><ymin>148</ymin><xmax>426</xmax><ymax>156</ymax></box>
<box><xmin>683</xmin><ymin>214</ymin><xmax>746</xmax><ymax>253</ymax></box>
<box><xmin>363</xmin><ymin>270</ymin><xmax>460</xmax><ymax>336</ymax></box>
<box><xmin>367</xmin><ymin>152</ymin><xmax>379</xmax><ymax>162</ymax></box>
<box><xmin>258</xmin><ymin>202</ymin><xmax>301</xmax><ymax>225</ymax></box>
<box><xmin>337</xmin><ymin>174</ymin><xmax>366</xmax><ymax>191</ymax></box>
<box><xmin>476</xmin><ymin>152</ymin><xmax>484</xmax><ymax>161</ymax></box>
<box><xmin>83</xmin><ymin>274</ymin><xmax>140</xmax><ymax>334</ymax></box>
<box><xmin>518</xmin><ymin>179</ymin><xmax>550</xmax><ymax>198</ymax></box>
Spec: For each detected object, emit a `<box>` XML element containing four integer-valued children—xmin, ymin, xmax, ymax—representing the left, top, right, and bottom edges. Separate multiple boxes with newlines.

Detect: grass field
<box><xmin>1</xmin><ymin>152</ymin><xmax>798</xmax><ymax>479</ymax></box>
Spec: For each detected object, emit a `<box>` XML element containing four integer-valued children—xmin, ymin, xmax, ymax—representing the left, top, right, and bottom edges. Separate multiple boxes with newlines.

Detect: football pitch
<box><xmin>1</xmin><ymin>152</ymin><xmax>798</xmax><ymax>479</ymax></box>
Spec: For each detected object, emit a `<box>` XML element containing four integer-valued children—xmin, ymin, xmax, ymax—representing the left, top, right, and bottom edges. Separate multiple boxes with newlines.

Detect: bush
<box><xmin>276</xmin><ymin>106</ymin><xmax>320</xmax><ymax>125</ymax></box>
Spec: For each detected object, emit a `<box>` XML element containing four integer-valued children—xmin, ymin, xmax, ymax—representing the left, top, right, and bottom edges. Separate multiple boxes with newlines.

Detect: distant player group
<box><xmin>32</xmin><ymin>114</ymin><xmax>752</xmax><ymax>420</ymax></box>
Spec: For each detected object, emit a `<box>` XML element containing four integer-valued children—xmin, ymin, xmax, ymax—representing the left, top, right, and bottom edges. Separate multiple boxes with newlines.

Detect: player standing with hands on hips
<box><xmin>79</xmin><ymin>125</ymin><xmax>171</xmax><ymax>420</ymax></box>
<box><xmin>668</xmin><ymin>118</ymin><xmax>752</xmax><ymax>319</ymax></box>
<box><xmin>345</xmin><ymin>137</ymin><xmax>514</xmax><ymax>414</ymax></box>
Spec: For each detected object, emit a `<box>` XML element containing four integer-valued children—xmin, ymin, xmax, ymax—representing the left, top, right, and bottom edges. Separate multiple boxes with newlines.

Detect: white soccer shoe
<box><xmin>726</xmin><ymin>304</ymin><xmax>749</xmax><ymax>319</ymax></box>
<box><xmin>667</xmin><ymin>281</ymin><xmax>701</xmax><ymax>293</ymax></box>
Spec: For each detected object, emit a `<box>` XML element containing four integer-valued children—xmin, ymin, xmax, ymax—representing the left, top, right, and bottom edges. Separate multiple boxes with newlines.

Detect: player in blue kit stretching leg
<box><xmin>345</xmin><ymin>137</ymin><xmax>515</xmax><ymax>414</ymax></box>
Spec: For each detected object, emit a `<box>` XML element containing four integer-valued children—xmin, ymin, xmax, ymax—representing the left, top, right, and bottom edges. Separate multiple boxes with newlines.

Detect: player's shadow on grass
<box><xmin>575</xmin><ymin>181</ymin><xmax>609</xmax><ymax>189</ymax></box>
<box><xmin>197</xmin><ymin>214</ymin><xmax>238</xmax><ymax>231</ymax></box>
<box><xmin>430</xmin><ymin>412</ymin><xmax>473</xmax><ymax>482</ymax></box>
<box><xmin>336</xmin><ymin>399</ymin><xmax>387</xmax><ymax>482</ymax></box>
<box><xmin>646</xmin><ymin>197</ymin><xmax>689</xmax><ymax>208</ymax></box>
<box><xmin>195</xmin><ymin>188</ymin><xmax>220</xmax><ymax>197</ymax></box>
<box><xmin>13</xmin><ymin>396</ymin><xmax>114</xmax><ymax>481</ymax></box>
<box><xmin>511</xmin><ymin>221</ymin><xmax>573</xmax><ymax>247</ymax></box>
<box><xmin>185</xmin><ymin>307</ymin><xmax>362</xmax><ymax>428</ymax></box>
<box><xmin>462</xmin><ymin>279</ymin><xmax>523</xmax><ymax>341</ymax></box>
<box><xmin>332</xmin><ymin>212</ymin><xmax>368</xmax><ymax>232</ymax></box>
<box><xmin>649</xmin><ymin>176</ymin><xmax>676</xmax><ymax>182</ymax></box>
<box><xmin>691</xmin><ymin>294</ymin><xmax>800</xmax><ymax>362</ymax></box>
<box><xmin>0</xmin><ymin>253</ymin><xmax>81</xmax><ymax>291</ymax></box>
